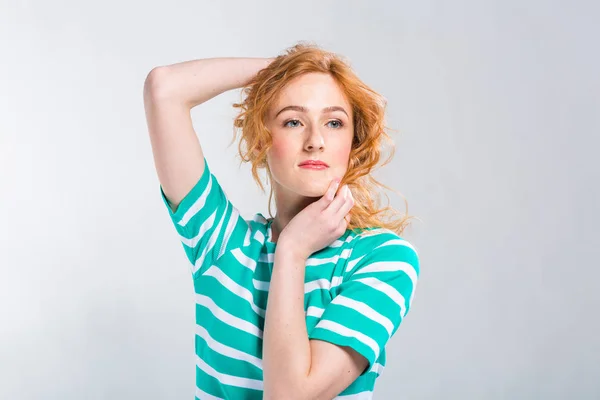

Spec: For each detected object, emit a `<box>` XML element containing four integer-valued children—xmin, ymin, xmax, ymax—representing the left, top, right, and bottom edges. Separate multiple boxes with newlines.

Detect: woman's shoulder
<box><xmin>349</xmin><ymin>226</ymin><xmax>406</xmax><ymax>245</ymax></box>
<box><xmin>347</xmin><ymin>226</ymin><xmax>420</xmax><ymax>266</ymax></box>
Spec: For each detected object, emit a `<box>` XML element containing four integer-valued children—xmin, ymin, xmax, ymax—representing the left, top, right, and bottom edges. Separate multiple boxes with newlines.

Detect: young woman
<box><xmin>143</xmin><ymin>42</ymin><xmax>420</xmax><ymax>400</ymax></box>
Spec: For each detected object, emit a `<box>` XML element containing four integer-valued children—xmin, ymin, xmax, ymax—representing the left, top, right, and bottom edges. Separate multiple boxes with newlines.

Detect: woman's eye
<box><xmin>284</xmin><ymin>119</ymin><xmax>301</xmax><ymax>128</ymax></box>
<box><xmin>328</xmin><ymin>120</ymin><xmax>344</xmax><ymax>129</ymax></box>
<box><xmin>283</xmin><ymin>119</ymin><xmax>344</xmax><ymax>129</ymax></box>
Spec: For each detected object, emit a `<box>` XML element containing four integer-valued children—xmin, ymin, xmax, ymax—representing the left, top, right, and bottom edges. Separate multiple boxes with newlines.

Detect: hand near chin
<box><xmin>278</xmin><ymin>179</ymin><xmax>355</xmax><ymax>260</ymax></box>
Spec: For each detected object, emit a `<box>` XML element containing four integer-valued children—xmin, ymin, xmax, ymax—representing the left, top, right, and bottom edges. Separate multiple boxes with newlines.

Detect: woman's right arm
<box><xmin>143</xmin><ymin>57</ymin><xmax>273</xmax><ymax>211</ymax></box>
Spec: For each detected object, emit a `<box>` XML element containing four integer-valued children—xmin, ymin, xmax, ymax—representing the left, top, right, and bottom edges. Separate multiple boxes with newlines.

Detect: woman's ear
<box><xmin>251</xmin><ymin>145</ymin><xmax>264</xmax><ymax>159</ymax></box>
<box><xmin>252</xmin><ymin>138</ymin><xmax>270</xmax><ymax>158</ymax></box>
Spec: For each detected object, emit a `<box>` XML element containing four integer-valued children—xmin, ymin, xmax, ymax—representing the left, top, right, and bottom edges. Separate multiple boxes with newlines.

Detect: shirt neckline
<box><xmin>265</xmin><ymin>217</ymin><xmax>277</xmax><ymax>247</ymax></box>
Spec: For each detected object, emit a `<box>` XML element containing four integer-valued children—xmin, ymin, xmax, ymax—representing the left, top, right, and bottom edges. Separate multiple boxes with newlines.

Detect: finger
<box><xmin>339</xmin><ymin>213</ymin><xmax>351</xmax><ymax>233</ymax></box>
<box><xmin>327</xmin><ymin>184</ymin><xmax>351</xmax><ymax>214</ymax></box>
<box><xmin>335</xmin><ymin>187</ymin><xmax>354</xmax><ymax>218</ymax></box>
<box><xmin>322</xmin><ymin>178</ymin><xmax>341</xmax><ymax>205</ymax></box>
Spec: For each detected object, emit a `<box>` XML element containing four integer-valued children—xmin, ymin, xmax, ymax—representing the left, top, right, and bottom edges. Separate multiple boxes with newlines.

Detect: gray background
<box><xmin>1</xmin><ymin>0</ymin><xmax>598</xmax><ymax>399</ymax></box>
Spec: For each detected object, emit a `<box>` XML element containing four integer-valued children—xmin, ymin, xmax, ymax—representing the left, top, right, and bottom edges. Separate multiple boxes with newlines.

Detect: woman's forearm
<box><xmin>146</xmin><ymin>57</ymin><xmax>273</xmax><ymax>107</ymax></box>
<box><xmin>263</xmin><ymin>242</ymin><xmax>312</xmax><ymax>398</ymax></box>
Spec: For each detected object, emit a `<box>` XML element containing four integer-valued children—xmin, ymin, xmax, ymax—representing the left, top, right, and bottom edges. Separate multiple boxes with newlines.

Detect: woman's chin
<box><xmin>296</xmin><ymin>185</ymin><xmax>328</xmax><ymax>199</ymax></box>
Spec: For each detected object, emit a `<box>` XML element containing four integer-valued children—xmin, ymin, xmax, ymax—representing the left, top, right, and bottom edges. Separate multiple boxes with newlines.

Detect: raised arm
<box><xmin>143</xmin><ymin>57</ymin><xmax>273</xmax><ymax>211</ymax></box>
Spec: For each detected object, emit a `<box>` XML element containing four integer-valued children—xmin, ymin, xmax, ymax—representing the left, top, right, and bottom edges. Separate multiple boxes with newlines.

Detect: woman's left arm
<box><xmin>262</xmin><ymin>179</ymin><xmax>367</xmax><ymax>399</ymax></box>
<box><xmin>262</xmin><ymin>246</ymin><xmax>367</xmax><ymax>400</ymax></box>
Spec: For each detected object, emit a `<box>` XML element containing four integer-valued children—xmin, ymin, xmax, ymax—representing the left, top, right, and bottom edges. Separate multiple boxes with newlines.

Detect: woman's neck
<box><xmin>270</xmin><ymin>187</ymin><xmax>320</xmax><ymax>243</ymax></box>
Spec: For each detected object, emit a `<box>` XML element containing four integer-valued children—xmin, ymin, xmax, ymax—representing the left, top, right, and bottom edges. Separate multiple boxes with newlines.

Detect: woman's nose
<box><xmin>305</xmin><ymin>126</ymin><xmax>325</xmax><ymax>150</ymax></box>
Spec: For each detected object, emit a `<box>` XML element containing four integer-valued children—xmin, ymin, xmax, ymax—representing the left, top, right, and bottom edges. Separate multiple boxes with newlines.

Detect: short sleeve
<box><xmin>308</xmin><ymin>230</ymin><xmax>420</xmax><ymax>376</ymax></box>
<box><xmin>159</xmin><ymin>157</ymin><xmax>250</xmax><ymax>278</ymax></box>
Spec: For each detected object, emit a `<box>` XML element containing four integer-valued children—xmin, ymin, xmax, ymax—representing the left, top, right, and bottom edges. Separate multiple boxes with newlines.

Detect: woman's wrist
<box><xmin>148</xmin><ymin>57</ymin><xmax>274</xmax><ymax>107</ymax></box>
<box><xmin>276</xmin><ymin>235</ymin><xmax>309</xmax><ymax>262</ymax></box>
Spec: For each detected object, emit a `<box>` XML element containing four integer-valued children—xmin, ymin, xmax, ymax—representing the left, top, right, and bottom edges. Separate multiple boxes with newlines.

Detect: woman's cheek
<box><xmin>267</xmin><ymin>137</ymin><xmax>296</xmax><ymax>183</ymax></box>
<box><xmin>269</xmin><ymin>138</ymin><xmax>294</xmax><ymax>164</ymax></box>
<box><xmin>333</xmin><ymin>141</ymin><xmax>352</xmax><ymax>171</ymax></box>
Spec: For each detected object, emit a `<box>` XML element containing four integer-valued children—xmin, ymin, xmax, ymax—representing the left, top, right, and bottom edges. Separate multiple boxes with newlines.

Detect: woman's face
<box><xmin>265</xmin><ymin>72</ymin><xmax>354</xmax><ymax>198</ymax></box>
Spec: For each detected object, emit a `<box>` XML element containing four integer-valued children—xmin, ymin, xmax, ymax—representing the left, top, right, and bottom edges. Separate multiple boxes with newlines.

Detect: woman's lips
<box><xmin>299</xmin><ymin>164</ymin><xmax>329</xmax><ymax>170</ymax></box>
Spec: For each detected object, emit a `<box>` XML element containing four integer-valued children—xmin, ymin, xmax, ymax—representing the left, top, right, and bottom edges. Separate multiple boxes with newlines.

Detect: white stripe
<box><xmin>253</xmin><ymin>279</ymin><xmax>270</xmax><ymax>291</ymax></box>
<box><xmin>204</xmin><ymin>266</ymin><xmax>265</xmax><ymax>318</ymax></box>
<box><xmin>314</xmin><ymin>320</ymin><xmax>379</xmax><ymax>362</ymax></box>
<box><xmin>344</xmin><ymin>234</ymin><xmax>408</xmax><ymax>273</ymax></box>
<box><xmin>369</xmin><ymin>362</ymin><xmax>384</xmax><ymax>375</ymax></box>
<box><xmin>178</xmin><ymin>174</ymin><xmax>213</xmax><ymax>227</ymax></box>
<box><xmin>195</xmin><ymin>324</ymin><xmax>263</xmax><ymax>370</ymax></box>
<box><xmin>195</xmin><ymin>386</ymin><xmax>224</xmax><ymax>400</ymax></box>
<box><xmin>253</xmin><ymin>229</ymin><xmax>265</xmax><ymax>245</ymax></box>
<box><xmin>329</xmin><ymin>235</ymin><xmax>355</xmax><ymax>248</ymax></box>
<box><xmin>306</xmin><ymin>306</ymin><xmax>325</xmax><ymax>318</ymax></box>
<box><xmin>345</xmin><ymin>254</ymin><xmax>362</xmax><ymax>273</ymax></box>
<box><xmin>196</xmin><ymin>355</ymin><xmax>264</xmax><ymax>390</ymax></box>
<box><xmin>353</xmin><ymin>261</ymin><xmax>418</xmax><ymax>306</ymax></box>
<box><xmin>354</xmin><ymin>261</ymin><xmax>417</xmax><ymax>290</ymax></box>
<box><xmin>258</xmin><ymin>252</ymin><xmax>274</xmax><ymax>264</ymax></box>
<box><xmin>252</xmin><ymin>214</ymin><xmax>268</xmax><ymax>224</ymax></box>
<box><xmin>376</xmin><ymin>238</ymin><xmax>419</xmax><ymax>256</ymax></box>
<box><xmin>330</xmin><ymin>275</ymin><xmax>344</xmax><ymax>290</ymax></box>
<box><xmin>231</xmin><ymin>248</ymin><xmax>257</xmax><ymax>272</ymax></box>
<box><xmin>180</xmin><ymin>209</ymin><xmax>217</xmax><ymax>248</ymax></box>
<box><xmin>333</xmin><ymin>390</ymin><xmax>373</xmax><ymax>399</ymax></box>
<box><xmin>340</xmin><ymin>248</ymin><xmax>352</xmax><ymax>259</ymax></box>
<box><xmin>354</xmin><ymin>277</ymin><xmax>408</xmax><ymax>318</ymax></box>
<box><xmin>332</xmin><ymin>296</ymin><xmax>394</xmax><ymax>336</ymax></box>
<box><xmin>306</xmin><ymin>248</ymin><xmax>352</xmax><ymax>267</ymax></box>
<box><xmin>306</xmin><ymin>256</ymin><xmax>337</xmax><ymax>267</ymax></box>
<box><xmin>195</xmin><ymin>294</ymin><xmax>263</xmax><ymax>338</ymax></box>
<box><xmin>305</xmin><ymin>278</ymin><xmax>331</xmax><ymax>294</ymax></box>
<box><xmin>360</xmin><ymin>228</ymin><xmax>388</xmax><ymax>237</ymax></box>
<box><xmin>218</xmin><ymin>206</ymin><xmax>242</xmax><ymax>259</ymax></box>
<box><xmin>243</xmin><ymin>226</ymin><xmax>251</xmax><ymax>247</ymax></box>
<box><xmin>328</xmin><ymin>239</ymin><xmax>344</xmax><ymax>248</ymax></box>
<box><xmin>192</xmin><ymin>206</ymin><xmax>228</xmax><ymax>274</ymax></box>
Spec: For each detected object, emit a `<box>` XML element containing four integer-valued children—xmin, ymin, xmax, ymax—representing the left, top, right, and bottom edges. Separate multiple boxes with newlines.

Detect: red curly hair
<box><xmin>230</xmin><ymin>41</ymin><xmax>418</xmax><ymax>237</ymax></box>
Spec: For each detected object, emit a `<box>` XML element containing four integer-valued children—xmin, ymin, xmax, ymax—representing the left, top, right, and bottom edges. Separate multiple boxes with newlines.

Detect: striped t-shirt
<box><xmin>160</xmin><ymin>158</ymin><xmax>420</xmax><ymax>400</ymax></box>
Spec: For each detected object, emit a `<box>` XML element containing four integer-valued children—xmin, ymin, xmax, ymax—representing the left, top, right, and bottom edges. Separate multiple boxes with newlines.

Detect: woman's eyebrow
<box><xmin>275</xmin><ymin>105</ymin><xmax>348</xmax><ymax>118</ymax></box>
